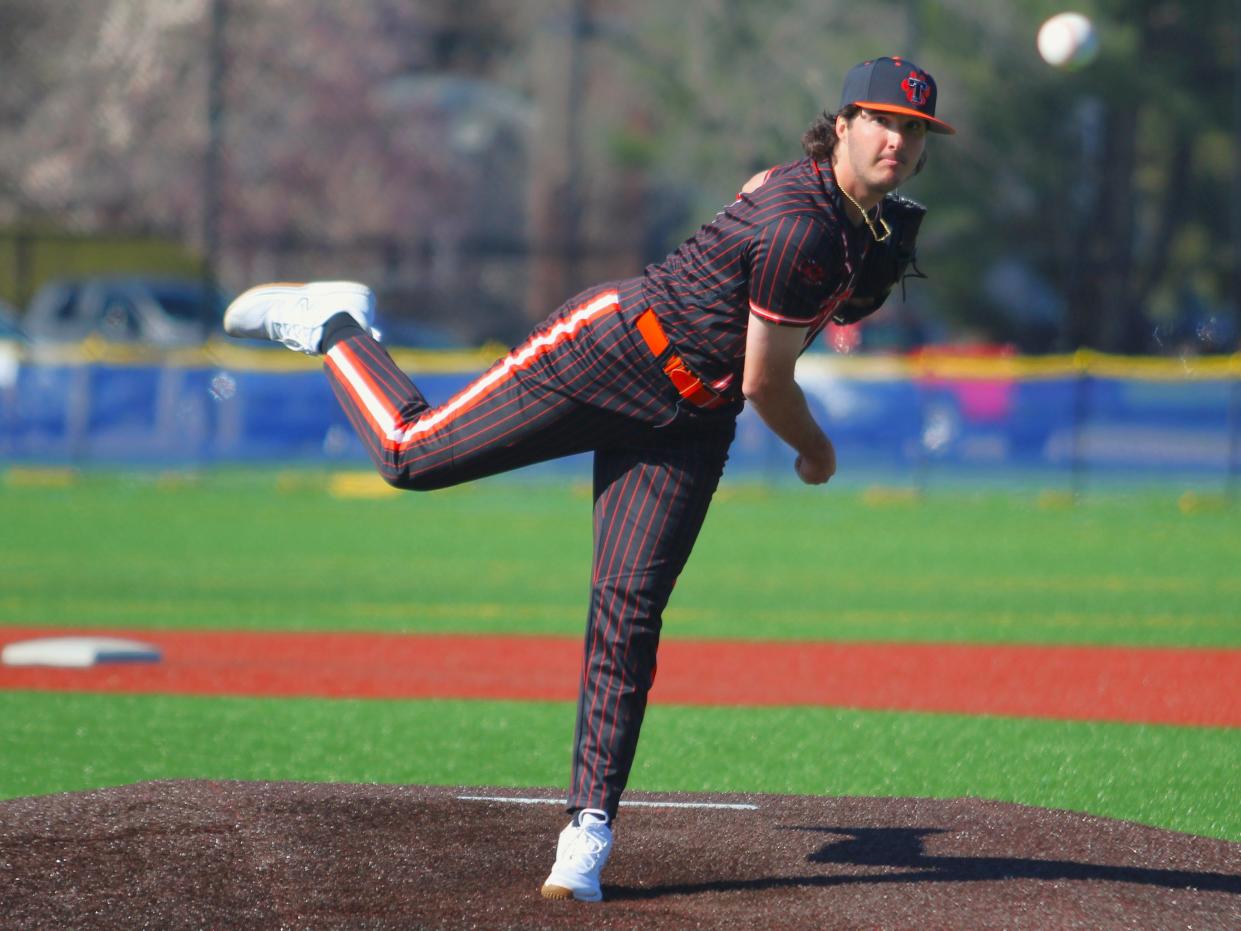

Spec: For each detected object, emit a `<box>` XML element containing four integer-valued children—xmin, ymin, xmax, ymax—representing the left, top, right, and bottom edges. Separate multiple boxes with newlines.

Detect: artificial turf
<box><xmin>1</xmin><ymin>470</ymin><xmax>1238</xmax><ymax>841</ymax></box>
<box><xmin>2</xmin><ymin>470</ymin><xmax>1238</xmax><ymax>646</ymax></box>
<box><xmin>3</xmin><ymin>691</ymin><xmax>1238</xmax><ymax>842</ymax></box>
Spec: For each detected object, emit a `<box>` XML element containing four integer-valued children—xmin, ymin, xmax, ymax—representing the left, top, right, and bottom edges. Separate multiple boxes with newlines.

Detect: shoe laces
<box><xmin>270</xmin><ymin>320</ymin><xmax>316</xmax><ymax>352</ymax></box>
<box><xmin>564</xmin><ymin>822</ymin><xmax>609</xmax><ymax>869</ymax></box>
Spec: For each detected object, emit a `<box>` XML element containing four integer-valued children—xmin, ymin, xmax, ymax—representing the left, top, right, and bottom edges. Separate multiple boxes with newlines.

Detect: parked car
<box><xmin>23</xmin><ymin>276</ymin><xmax>228</xmax><ymax>347</ymax></box>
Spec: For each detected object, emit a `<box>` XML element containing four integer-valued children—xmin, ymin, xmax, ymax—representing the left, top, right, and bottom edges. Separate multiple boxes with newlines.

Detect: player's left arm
<box><xmin>742</xmin><ymin>314</ymin><xmax>836</xmax><ymax>485</ymax></box>
<box><xmin>743</xmin><ymin>216</ymin><xmax>840</xmax><ymax>484</ymax></box>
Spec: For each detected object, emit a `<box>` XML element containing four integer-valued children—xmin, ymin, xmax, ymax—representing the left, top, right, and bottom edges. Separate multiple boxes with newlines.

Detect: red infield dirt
<box><xmin>2</xmin><ymin>781</ymin><xmax>1240</xmax><ymax>929</ymax></box>
<box><xmin>2</xmin><ymin>626</ymin><xmax>1240</xmax><ymax>726</ymax></box>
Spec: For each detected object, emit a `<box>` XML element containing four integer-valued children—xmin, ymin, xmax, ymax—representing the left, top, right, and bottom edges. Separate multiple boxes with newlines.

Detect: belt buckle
<box><xmin>665</xmin><ymin>357</ymin><xmax>720</xmax><ymax>409</ymax></box>
<box><xmin>640</xmin><ymin>309</ymin><xmax>727</xmax><ymax>410</ymax></box>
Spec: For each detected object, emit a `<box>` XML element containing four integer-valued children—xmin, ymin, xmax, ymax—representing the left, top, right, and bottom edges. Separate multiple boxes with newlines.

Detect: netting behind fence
<box><xmin>3</xmin><ymin>346</ymin><xmax>1237</xmax><ymax>492</ymax></box>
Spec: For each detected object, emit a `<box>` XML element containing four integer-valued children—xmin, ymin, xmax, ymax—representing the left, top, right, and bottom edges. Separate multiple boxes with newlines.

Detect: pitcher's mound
<box><xmin>2</xmin><ymin>781</ymin><xmax>1239</xmax><ymax>929</ymax></box>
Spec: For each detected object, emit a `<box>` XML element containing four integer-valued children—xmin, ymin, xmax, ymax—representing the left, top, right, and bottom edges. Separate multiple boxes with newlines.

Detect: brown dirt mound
<box><xmin>2</xmin><ymin>781</ymin><xmax>1239</xmax><ymax>929</ymax></box>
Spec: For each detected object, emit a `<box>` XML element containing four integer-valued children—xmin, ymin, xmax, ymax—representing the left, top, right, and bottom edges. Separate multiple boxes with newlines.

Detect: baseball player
<box><xmin>223</xmin><ymin>56</ymin><xmax>953</xmax><ymax>902</ymax></box>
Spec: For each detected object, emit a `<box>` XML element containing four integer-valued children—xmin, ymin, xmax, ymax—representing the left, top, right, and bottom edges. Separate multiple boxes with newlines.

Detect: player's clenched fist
<box><xmin>795</xmin><ymin>443</ymin><xmax>836</xmax><ymax>485</ymax></box>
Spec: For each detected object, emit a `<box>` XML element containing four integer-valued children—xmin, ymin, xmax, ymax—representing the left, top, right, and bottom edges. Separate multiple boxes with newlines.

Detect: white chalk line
<box><xmin>457</xmin><ymin>794</ymin><xmax>758</xmax><ymax>811</ymax></box>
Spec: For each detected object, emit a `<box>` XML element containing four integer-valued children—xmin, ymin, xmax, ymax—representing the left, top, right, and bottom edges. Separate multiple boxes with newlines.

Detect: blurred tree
<box><xmin>0</xmin><ymin>1</ymin><xmax>57</xmax><ymax>136</ymax></box>
<box><xmin>0</xmin><ymin>0</ymin><xmax>536</xmax><ymax>342</ymax></box>
<box><xmin>598</xmin><ymin>0</ymin><xmax>1240</xmax><ymax>354</ymax></box>
<box><xmin>1</xmin><ymin>0</ymin><xmax>1236</xmax><ymax>352</ymax></box>
<box><xmin>910</xmin><ymin>0</ymin><xmax>1240</xmax><ymax>353</ymax></box>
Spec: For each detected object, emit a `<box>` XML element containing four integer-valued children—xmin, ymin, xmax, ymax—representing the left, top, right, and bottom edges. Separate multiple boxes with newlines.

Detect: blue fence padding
<box><xmin>1065</xmin><ymin>378</ymin><xmax>1234</xmax><ymax>475</ymax></box>
<box><xmin>1</xmin><ymin>360</ymin><xmax>1237</xmax><ymax>484</ymax></box>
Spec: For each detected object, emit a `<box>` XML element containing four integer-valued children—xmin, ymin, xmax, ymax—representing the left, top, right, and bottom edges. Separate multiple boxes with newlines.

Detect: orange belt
<box><xmin>635</xmin><ymin>309</ymin><xmax>730</xmax><ymax>411</ymax></box>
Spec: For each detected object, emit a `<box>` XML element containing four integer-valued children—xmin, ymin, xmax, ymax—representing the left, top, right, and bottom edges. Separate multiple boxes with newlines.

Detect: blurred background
<box><xmin>0</xmin><ymin>0</ymin><xmax>1238</xmax><ymax>488</ymax></box>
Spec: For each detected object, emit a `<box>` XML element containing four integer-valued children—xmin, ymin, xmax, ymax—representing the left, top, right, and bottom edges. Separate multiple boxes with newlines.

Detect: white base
<box><xmin>2</xmin><ymin>636</ymin><xmax>162</xmax><ymax>668</ymax></box>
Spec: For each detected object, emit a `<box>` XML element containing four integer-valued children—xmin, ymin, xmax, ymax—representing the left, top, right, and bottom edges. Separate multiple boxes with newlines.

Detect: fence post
<box><xmin>1070</xmin><ymin>349</ymin><xmax>1091</xmax><ymax>501</ymax></box>
<box><xmin>1228</xmin><ymin>354</ymin><xmax>1240</xmax><ymax>504</ymax></box>
<box><xmin>66</xmin><ymin>363</ymin><xmax>92</xmax><ymax>464</ymax></box>
<box><xmin>911</xmin><ymin>353</ymin><xmax>930</xmax><ymax>497</ymax></box>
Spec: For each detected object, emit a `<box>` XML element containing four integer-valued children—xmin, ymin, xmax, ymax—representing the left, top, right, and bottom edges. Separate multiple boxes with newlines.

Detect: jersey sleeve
<box><xmin>746</xmin><ymin>216</ymin><xmax>841</xmax><ymax>327</ymax></box>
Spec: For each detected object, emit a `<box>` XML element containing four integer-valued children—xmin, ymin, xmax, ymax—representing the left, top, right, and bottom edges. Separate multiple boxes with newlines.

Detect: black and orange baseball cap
<box><xmin>840</xmin><ymin>56</ymin><xmax>955</xmax><ymax>134</ymax></box>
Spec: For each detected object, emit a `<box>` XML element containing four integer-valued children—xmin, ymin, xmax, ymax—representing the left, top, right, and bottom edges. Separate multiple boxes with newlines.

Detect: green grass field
<box><xmin>2</xmin><ymin>470</ymin><xmax>1239</xmax><ymax>840</ymax></box>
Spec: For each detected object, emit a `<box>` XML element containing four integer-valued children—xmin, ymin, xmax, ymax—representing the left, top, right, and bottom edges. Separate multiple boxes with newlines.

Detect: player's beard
<box><xmin>839</xmin><ymin>142</ymin><xmax>915</xmax><ymax>201</ymax></box>
<box><xmin>863</xmin><ymin>155</ymin><xmax>912</xmax><ymax>195</ymax></box>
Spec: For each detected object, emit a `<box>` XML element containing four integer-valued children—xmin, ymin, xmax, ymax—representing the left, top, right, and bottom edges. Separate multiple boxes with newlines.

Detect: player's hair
<box><xmin>801</xmin><ymin>105</ymin><xmax>860</xmax><ymax>161</ymax></box>
<box><xmin>801</xmin><ymin>104</ymin><xmax>928</xmax><ymax>175</ymax></box>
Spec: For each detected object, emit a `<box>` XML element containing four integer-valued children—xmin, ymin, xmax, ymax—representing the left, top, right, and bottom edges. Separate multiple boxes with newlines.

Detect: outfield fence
<box><xmin>2</xmin><ymin>341</ymin><xmax>1239</xmax><ymax>494</ymax></box>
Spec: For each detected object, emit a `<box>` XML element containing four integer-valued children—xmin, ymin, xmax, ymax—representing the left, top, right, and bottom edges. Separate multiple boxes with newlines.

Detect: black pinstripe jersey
<box><xmin>637</xmin><ymin>157</ymin><xmax>873</xmax><ymax>390</ymax></box>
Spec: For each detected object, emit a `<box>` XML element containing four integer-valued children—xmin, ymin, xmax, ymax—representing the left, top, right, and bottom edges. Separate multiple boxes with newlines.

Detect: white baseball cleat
<box><xmin>222</xmin><ymin>281</ymin><xmax>377</xmax><ymax>355</ymax></box>
<box><xmin>540</xmin><ymin>809</ymin><xmax>612</xmax><ymax>902</ymax></box>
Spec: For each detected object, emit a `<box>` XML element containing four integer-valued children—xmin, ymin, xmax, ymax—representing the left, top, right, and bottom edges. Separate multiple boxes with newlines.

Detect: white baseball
<box><xmin>1037</xmin><ymin>12</ymin><xmax>1099</xmax><ymax>69</ymax></box>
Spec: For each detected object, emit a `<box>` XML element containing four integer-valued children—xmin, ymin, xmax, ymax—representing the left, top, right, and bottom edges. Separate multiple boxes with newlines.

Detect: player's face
<box><xmin>837</xmin><ymin>108</ymin><xmax>928</xmax><ymax>195</ymax></box>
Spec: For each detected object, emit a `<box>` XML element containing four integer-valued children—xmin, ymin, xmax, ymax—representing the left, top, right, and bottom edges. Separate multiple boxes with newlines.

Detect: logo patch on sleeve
<box><xmin>796</xmin><ymin>258</ymin><xmax>828</xmax><ymax>286</ymax></box>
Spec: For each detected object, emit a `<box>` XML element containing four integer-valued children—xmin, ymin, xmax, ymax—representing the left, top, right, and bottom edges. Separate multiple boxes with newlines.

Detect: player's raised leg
<box><xmin>223</xmin><ymin>280</ymin><xmax>443</xmax><ymax>478</ymax></box>
<box><xmin>222</xmin><ymin>281</ymin><xmax>647</xmax><ymax>493</ymax></box>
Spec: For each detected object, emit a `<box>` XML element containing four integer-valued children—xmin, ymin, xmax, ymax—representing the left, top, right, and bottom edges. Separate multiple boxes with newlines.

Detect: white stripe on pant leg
<box><xmin>329</xmin><ymin>288</ymin><xmax>619</xmax><ymax>457</ymax></box>
<box><xmin>327</xmin><ymin>345</ymin><xmax>400</xmax><ymax>440</ymax></box>
<box><xmin>396</xmin><ymin>290</ymin><xmax>620</xmax><ymax>445</ymax></box>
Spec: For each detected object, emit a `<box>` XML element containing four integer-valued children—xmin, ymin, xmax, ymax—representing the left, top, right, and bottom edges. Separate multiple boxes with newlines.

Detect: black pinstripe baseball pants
<box><xmin>322</xmin><ymin>280</ymin><xmax>736</xmax><ymax>819</ymax></box>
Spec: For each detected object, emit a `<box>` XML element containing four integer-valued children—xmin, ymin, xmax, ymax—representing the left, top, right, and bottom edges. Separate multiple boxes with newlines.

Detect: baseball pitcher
<box><xmin>223</xmin><ymin>56</ymin><xmax>953</xmax><ymax>902</ymax></box>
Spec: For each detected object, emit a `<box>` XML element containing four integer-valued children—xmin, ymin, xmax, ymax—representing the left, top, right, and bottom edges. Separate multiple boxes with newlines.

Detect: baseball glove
<box><xmin>831</xmin><ymin>194</ymin><xmax>927</xmax><ymax>326</ymax></box>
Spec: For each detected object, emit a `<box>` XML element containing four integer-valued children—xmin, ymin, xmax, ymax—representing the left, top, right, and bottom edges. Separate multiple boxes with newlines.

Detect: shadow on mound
<box><xmin>1</xmin><ymin>781</ymin><xmax>1239</xmax><ymax>930</ymax></box>
<box><xmin>610</xmin><ymin>824</ymin><xmax>1241</xmax><ymax>901</ymax></box>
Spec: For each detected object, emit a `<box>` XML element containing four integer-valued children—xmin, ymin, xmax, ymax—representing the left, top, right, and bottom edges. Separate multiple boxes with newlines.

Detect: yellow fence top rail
<box><xmin>8</xmin><ymin>338</ymin><xmax>1241</xmax><ymax>381</ymax></box>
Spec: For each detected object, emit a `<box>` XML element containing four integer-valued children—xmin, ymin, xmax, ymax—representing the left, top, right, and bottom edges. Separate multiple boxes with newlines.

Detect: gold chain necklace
<box><xmin>838</xmin><ymin>186</ymin><xmax>892</xmax><ymax>243</ymax></box>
